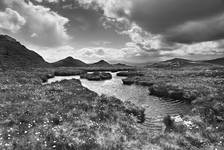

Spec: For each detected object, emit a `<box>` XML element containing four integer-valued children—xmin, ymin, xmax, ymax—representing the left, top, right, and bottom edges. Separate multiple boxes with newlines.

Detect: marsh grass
<box><xmin>0</xmin><ymin>65</ymin><xmax>224</xmax><ymax>149</ymax></box>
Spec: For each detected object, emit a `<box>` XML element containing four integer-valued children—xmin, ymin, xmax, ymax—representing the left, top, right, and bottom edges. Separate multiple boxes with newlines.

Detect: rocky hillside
<box><xmin>52</xmin><ymin>56</ymin><xmax>88</xmax><ymax>67</ymax></box>
<box><xmin>0</xmin><ymin>35</ymin><xmax>48</xmax><ymax>69</ymax></box>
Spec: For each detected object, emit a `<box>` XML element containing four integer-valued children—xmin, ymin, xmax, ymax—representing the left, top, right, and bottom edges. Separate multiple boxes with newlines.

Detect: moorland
<box><xmin>0</xmin><ymin>35</ymin><xmax>224</xmax><ymax>149</ymax></box>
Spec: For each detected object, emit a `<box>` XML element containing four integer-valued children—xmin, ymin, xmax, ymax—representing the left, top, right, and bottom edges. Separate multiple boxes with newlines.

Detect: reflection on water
<box><xmin>47</xmin><ymin>72</ymin><xmax>191</xmax><ymax>133</ymax></box>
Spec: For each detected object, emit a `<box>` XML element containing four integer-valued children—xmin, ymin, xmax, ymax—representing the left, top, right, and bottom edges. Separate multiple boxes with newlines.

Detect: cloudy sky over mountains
<box><xmin>0</xmin><ymin>0</ymin><xmax>224</xmax><ymax>63</ymax></box>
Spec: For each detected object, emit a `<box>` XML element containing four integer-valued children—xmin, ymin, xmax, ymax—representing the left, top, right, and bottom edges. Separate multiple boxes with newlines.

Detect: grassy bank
<box><xmin>0</xmin><ymin>70</ymin><xmax>150</xmax><ymax>150</ymax></box>
<box><xmin>118</xmin><ymin>65</ymin><xmax>224</xmax><ymax>149</ymax></box>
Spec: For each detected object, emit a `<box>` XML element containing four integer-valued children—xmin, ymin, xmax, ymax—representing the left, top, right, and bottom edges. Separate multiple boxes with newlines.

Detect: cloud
<box><xmin>76</xmin><ymin>47</ymin><xmax>126</xmax><ymax>63</ymax></box>
<box><xmin>3</xmin><ymin>0</ymin><xmax>70</xmax><ymax>47</ymax></box>
<box><xmin>77</xmin><ymin>0</ymin><xmax>224</xmax><ymax>45</ymax></box>
<box><xmin>0</xmin><ymin>8</ymin><xmax>26</xmax><ymax>33</ymax></box>
<box><xmin>130</xmin><ymin>0</ymin><xmax>224</xmax><ymax>33</ymax></box>
<box><xmin>76</xmin><ymin>0</ymin><xmax>131</xmax><ymax>18</ymax></box>
<box><xmin>165</xmin><ymin>13</ymin><xmax>224</xmax><ymax>43</ymax></box>
<box><xmin>95</xmin><ymin>49</ymin><xmax>105</xmax><ymax>55</ymax></box>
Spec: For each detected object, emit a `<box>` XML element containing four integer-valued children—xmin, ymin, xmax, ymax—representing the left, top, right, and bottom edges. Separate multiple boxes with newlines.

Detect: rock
<box><xmin>124</xmin><ymin>101</ymin><xmax>145</xmax><ymax>123</ymax></box>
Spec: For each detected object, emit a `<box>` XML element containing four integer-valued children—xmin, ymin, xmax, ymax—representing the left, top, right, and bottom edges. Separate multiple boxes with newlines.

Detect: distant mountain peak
<box><xmin>63</xmin><ymin>56</ymin><xmax>76</xmax><ymax>61</ymax></box>
<box><xmin>52</xmin><ymin>56</ymin><xmax>88</xmax><ymax>67</ymax></box>
<box><xmin>99</xmin><ymin>60</ymin><xmax>107</xmax><ymax>62</ymax></box>
<box><xmin>65</xmin><ymin>56</ymin><xmax>74</xmax><ymax>60</ymax></box>
<box><xmin>90</xmin><ymin>60</ymin><xmax>112</xmax><ymax>67</ymax></box>
<box><xmin>97</xmin><ymin>60</ymin><xmax>109</xmax><ymax>64</ymax></box>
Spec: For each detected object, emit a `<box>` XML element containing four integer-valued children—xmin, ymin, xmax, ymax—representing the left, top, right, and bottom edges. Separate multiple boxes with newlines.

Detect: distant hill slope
<box><xmin>0</xmin><ymin>35</ymin><xmax>48</xmax><ymax>69</ymax></box>
<box><xmin>89</xmin><ymin>60</ymin><xmax>113</xmax><ymax>67</ymax></box>
<box><xmin>203</xmin><ymin>57</ymin><xmax>224</xmax><ymax>66</ymax></box>
<box><xmin>52</xmin><ymin>56</ymin><xmax>88</xmax><ymax>67</ymax></box>
<box><xmin>113</xmin><ymin>63</ymin><xmax>130</xmax><ymax>67</ymax></box>
<box><xmin>150</xmin><ymin>58</ymin><xmax>204</xmax><ymax>68</ymax></box>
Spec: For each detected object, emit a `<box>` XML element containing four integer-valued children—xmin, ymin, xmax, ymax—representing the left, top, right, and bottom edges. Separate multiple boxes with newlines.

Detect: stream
<box><xmin>47</xmin><ymin>72</ymin><xmax>191</xmax><ymax>133</ymax></box>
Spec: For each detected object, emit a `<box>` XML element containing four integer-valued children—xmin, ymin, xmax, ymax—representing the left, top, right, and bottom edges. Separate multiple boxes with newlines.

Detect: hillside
<box><xmin>0</xmin><ymin>35</ymin><xmax>48</xmax><ymax>69</ymax></box>
<box><xmin>52</xmin><ymin>56</ymin><xmax>88</xmax><ymax>67</ymax></box>
<box><xmin>113</xmin><ymin>63</ymin><xmax>130</xmax><ymax>67</ymax></box>
<box><xmin>150</xmin><ymin>58</ymin><xmax>205</xmax><ymax>68</ymax></box>
<box><xmin>203</xmin><ymin>57</ymin><xmax>224</xmax><ymax>66</ymax></box>
<box><xmin>89</xmin><ymin>60</ymin><xmax>113</xmax><ymax>67</ymax></box>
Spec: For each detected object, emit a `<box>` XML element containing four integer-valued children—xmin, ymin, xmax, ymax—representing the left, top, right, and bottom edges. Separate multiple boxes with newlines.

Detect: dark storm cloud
<box><xmin>127</xmin><ymin>0</ymin><xmax>224</xmax><ymax>44</ymax></box>
<box><xmin>73</xmin><ymin>0</ymin><xmax>224</xmax><ymax>44</ymax></box>
<box><xmin>0</xmin><ymin>0</ymin><xmax>7</xmax><ymax>10</ymax></box>
<box><xmin>164</xmin><ymin>13</ymin><xmax>224</xmax><ymax>44</ymax></box>
<box><xmin>130</xmin><ymin>0</ymin><xmax>224</xmax><ymax>34</ymax></box>
<box><xmin>39</xmin><ymin>0</ymin><xmax>130</xmax><ymax>49</ymax></box>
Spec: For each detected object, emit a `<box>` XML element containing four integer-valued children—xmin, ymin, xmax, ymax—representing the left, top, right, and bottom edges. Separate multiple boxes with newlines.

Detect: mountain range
<box><xmin>0</xmin><ymin>34</ymin><xmax>223</xmax><ymax>69</ymax></box>
<box><xmin>150</xmin><ymin>57</ymin><xmax>224</xmax><ymax>68</ymax></box>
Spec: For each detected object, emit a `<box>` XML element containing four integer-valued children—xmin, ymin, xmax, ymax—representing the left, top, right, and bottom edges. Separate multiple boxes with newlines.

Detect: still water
<box><xmin>47</xmin><ymin>72</ymin><xmax>191</xmax><ymax>132</ymax></box>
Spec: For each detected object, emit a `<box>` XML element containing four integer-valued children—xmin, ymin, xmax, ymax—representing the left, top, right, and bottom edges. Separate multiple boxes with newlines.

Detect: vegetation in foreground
<box><xmin>0</xmin><ymin>69</ymin><xmax>150</xmax><ymax>150</ymax></box>
<box><xmin>119</xmin><ymin>65</ymin><xmax>224</xmax><ymax>149</ymax></box>
<box><xmin>0</xmin><ymin>65</ymin><xmax>224</xmax><ymax>149</ymax></box>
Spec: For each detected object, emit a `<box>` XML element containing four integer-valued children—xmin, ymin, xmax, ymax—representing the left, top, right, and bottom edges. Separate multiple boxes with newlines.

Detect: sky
<box><xmin>0</xmin><ymin>0</ymin><xmax>224</xmax><ymax>64</ymax></box>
